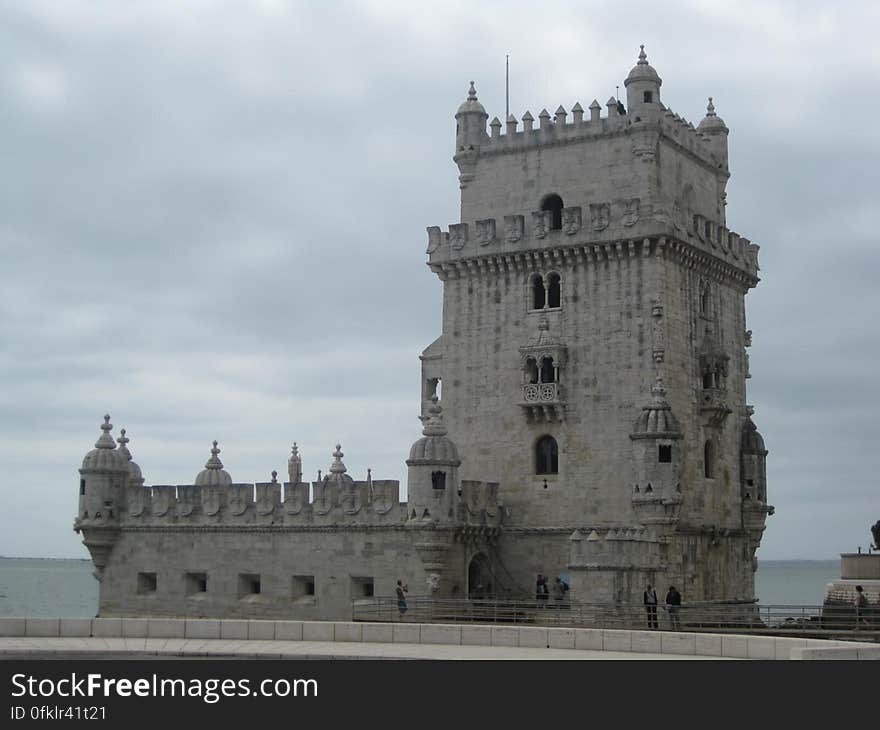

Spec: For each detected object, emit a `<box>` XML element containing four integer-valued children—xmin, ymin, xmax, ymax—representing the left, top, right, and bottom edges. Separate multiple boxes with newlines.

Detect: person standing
<box><xmin>665</xmin><ymin>585</ymin><xmax>682</xmax><ymax>631</ymax></box>
<box><xmin>396</xmin><ymin>579</ymin><xmax>408</xmax><ymax>620</ymax></box>
<box><xmin>643</xmin><ymin>584</ymin><xmax>659</xmax><ymax>629</ymax></box>
<box><xmin>536</xmin><ymin>574</ymin><xmax>549</xmax><ymax>603</ymax></box>
<box><xmin>552</xmin><ymin>577</ymin><xmax>565</xmax><ymax>603</ymax></box>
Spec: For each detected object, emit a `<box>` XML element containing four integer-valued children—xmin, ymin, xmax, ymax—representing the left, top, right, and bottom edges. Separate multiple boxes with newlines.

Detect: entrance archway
<box><xmin>467</xmin><ymin>553</ymin><xmax>492</xmax><ymax>599</ymax></box>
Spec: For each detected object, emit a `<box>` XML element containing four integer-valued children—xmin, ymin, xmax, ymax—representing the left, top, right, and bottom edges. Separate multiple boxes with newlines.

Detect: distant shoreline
<box><xmin>0</xmin><ymin>556</ymin><xmax>91</xmax><ymax>562</ymax></box>
<box><xmin>0</xmin><ymin>556</ymin><xmax>840</xmax><ymax>563</ymax></box>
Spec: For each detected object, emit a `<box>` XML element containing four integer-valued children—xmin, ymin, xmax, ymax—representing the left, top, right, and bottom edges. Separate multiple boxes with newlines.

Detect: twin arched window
<box><xmin>531</xmin><ymin>273</ymin><xmax>561</xmax><ymax>310</ymax></box>
<box><xmin>535</xmin><ymin>435</ymin><xmax>559</xmax><ymax>475</ymax></box>
<box><xmin>524</xmin><ymin>356</ymin><xmax>556</xmax><ymax>384</ymax></box>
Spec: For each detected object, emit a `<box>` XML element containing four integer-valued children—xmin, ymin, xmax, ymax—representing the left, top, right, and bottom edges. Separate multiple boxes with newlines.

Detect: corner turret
<box><xmin>624</xmin><ymin>45</ymin><xmax>662</xmax><ymax>120</ymax></box>
<box><xmin>454</xmin><ymin>82</ymin><xmax>488</xmax><ymax>189</ymax></box>
<box><xmin>406</xmin><ymin>396</ymin><xmax>461</xmax><ymax>523</ymax></box>
<box><xmin>76</xmin><ymin>415</ymin><xmax>129</xmax><ymax>581</ymax></box>
<box><xmin>629</xmin><ymin>379</ymin><xmax>683</xmax><ymax>525</ymax></box>
<box><xmin>698</xmin><ymin>97</ymin><xmax>729</xmax><ymax>170</ymax></box>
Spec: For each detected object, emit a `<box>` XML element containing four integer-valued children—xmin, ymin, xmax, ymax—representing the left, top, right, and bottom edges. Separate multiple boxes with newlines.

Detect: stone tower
<box><xmin>422</xmin><ymin>47</ymin><xmax>773</xmax><ymax>602</ymax></box>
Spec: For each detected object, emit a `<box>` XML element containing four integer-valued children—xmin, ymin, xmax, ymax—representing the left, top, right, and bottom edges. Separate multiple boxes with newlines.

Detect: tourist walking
<box><xmin>854</xmin><ymin>585</ymin><xmax>869</xmax><ymax>628</ymax></box>
<box><xmin>665</xmin><ymin>585</ymin><xmax>682</xmax><ymax>630</ymax></box>
<box><xmin>643</xmin><ymin>584</ymin><xmax>659</xmax><ymax>629</ymax></box>
<box><xmin>396</xmin><ymin>579</ymin><xmax>408</xmax><ymax>619</ymax></box>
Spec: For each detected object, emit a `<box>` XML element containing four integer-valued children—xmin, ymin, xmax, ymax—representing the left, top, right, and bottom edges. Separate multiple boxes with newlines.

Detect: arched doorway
<box><xmin>467</xmin><ymin>553</ymin><xmax>492</xmax><ymax>599</ymax></box>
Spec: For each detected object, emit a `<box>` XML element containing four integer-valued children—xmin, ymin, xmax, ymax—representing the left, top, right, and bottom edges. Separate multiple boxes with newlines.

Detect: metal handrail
<box><xmin>352</xmin><ymin>596</ymin><xmax>880</xmax><ymax>641</ymax></box>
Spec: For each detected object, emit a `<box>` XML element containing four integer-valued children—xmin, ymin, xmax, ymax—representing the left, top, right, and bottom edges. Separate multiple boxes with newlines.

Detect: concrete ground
<box><xmin>0</xmin><ymin>636</ymin><xmax>730</xmax><ymax>660</ymax></box>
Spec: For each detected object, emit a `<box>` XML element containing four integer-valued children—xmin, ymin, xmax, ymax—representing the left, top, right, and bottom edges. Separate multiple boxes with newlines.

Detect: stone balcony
<box><xmin>519</xmin><ymin>382</ymin><xmax>565</xmax><ymax>422</ymax></box>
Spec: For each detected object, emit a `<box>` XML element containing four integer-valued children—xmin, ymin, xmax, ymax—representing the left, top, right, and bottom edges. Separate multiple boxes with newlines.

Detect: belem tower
<box><xmin>75</xmin><ymin>47</ymin><xmax>774</xmax><ymax>620</ymax></box>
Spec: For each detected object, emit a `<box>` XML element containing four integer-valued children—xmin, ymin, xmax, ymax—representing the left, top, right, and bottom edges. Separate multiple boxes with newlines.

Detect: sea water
<box><xmin>0</xmin><ymin>556</ymin><xmax>840</xmax><ymax>617</ymax></box>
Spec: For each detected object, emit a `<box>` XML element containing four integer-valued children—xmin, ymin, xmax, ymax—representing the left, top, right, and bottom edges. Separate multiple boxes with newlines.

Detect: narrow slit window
<box><xmin>547</xmin><ymin>273</ymin><xmax>561</xmax><ymax>308</ymax></box>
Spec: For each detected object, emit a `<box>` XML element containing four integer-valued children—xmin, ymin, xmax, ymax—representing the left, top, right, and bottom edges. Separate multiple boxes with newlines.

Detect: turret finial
<box><xmin>651</xmin><ymin>377</ymin><xmax>668</xmax><ymax>403</ymax></box>
<box><xmin>271</xmin><ymin>470</ymin><xmax>278</xmax><ymax>484</ymax></box>
<box><xmin>204</xmin><ymin>440</ymin><xmax>224</xmax><ymax>470</ymax></box>
<box><xmin>638</xmin><ymin>44</ymin><xmax>648</xmax><ymax>64</ymax></box>
<box><xmin>706</xmin><ymin>97</ymin><xmax>716</xmax><ymax>117</ymax></box>
<box><xmin>468</xmin><ymin>81</ymin><xmax>477</xmax><ymax>100</ymax></box>
<box><xmin>95</xmin><ymin>414</ymin><xmax>116</xmax><ymax>449</ymax></box>
<box><xmin>330</xmin><ymin>444</ymin><xmax>347</xmax><ymax>474</ymax></box>
<box><xmin>116</xmin><ymin>428</ymin><xmax>133</xmax><ymax>461</ymax></box>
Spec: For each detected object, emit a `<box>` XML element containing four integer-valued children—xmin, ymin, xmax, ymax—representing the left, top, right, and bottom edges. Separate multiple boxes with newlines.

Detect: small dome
<box><xmin>116</xmin><ymin>428</ymin><xmax>143</xmax><ymax>483</ymax></box>
<box><xmin>324</xmin><ymin>444</ymin><xmax>354</xmax><ymax>488</ymax></box>
<box><xmin>631</xmin><ymin>379</ymin><xmax>681</xmax><ymax>437</ymax></box>
<box><xmin>741</xmin><ymin>415</ymin><xmax>767</xmax><ymax>455</ymax></box>
<box><xmin>456</xmin><ymin>81</ymin><xmax>487</xmax><ymax>116</ymax></box>
<box><xmin>195</xmin><ymin>440</ymin><xmax>232</xmax><ymax>487</ymax></box>
<box><xmin>625</xmin><ymin>45</ymin><xmax>662</xmax><ymax>86</ymax></box>
<box><xmin>408</xmin><ymin>397</ymin><xmax>461</xmax><ymax>465</ymax></box>
<box><xmin>697</xmin><ymin>97</ymin><xmax>728</xmax><ymax>132</ymax></box>
<box><xmin>81</xmin><ymin>415</ymin><xmax>128</xmax><ymax>472</ymax></box>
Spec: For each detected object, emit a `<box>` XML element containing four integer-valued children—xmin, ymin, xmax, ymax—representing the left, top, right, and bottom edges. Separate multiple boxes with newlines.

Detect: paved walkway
<box><xmin>0</xmin><ymin>636</ymin><xmax>727</xmax><ymax>660</ymax></box>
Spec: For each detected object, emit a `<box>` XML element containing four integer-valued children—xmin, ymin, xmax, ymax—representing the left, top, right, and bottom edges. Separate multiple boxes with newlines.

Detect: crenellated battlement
<box><xmin>426</xmin><ymin>203</ymin><xmax>759</xmax><ymax>284</ymax></box>
<box><xmin>79</xmin><ymin>477</ymin><xmax>409</xmax><ymax>528</ymax></box>
<box><xmin>480</xmin><ymin>101</ymin><xmax>720</xmax><ymax>170</ymax></box>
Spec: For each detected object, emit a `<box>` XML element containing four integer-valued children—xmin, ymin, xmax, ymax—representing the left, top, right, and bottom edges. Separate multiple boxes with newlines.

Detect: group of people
<box><xmin>643</xmin><ymin>584</ymin><xmax>682</xmax><ymax>630</ymax></box>
<box><xmin>535</xmin><ymin>574</ymin><xmax>569</xmax><ymax>603</ymax></box>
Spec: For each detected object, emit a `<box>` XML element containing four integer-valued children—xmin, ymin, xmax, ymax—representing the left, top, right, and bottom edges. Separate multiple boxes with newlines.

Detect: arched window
<box><xmin>540</xmin><ymin>194</ymin><xmax>564</xmax><ymax>231</ymax></box>
<box><xmin>704</xmin><ymin>440</ymin><xmax>715</xmax><ymax>479</ymax></box>
<box><xmin>536</xmin><ymin>435</ymin><xmax>559</xmax><ymax>475</ymax></box>
<box><xmin>539</xmin><ymin>356</ymin><xmax>555</xmax><ymax>384</ymax></box>
<box><xmin>547</xmin><ymin>272</ymin><xmax>561</xmax><ymax>308</ymax></box>
<box><xmin>431</xmin><ymin>471</ymin><xmax>446</xmax><ymax>490</ymax></box>
<box><xmin>700</xmin><ymin>286</ymin><xmax>710</xmax><ymax>317</ymax></box>
<box><xmin>531</xmin><ymin>273</ymin><xmax>545</xmax><ymax>309</ymax></box>
<box><xmin>525</xmin><ymin>358</ymin><xmax>538</xmax><ymax>385</ymax></box>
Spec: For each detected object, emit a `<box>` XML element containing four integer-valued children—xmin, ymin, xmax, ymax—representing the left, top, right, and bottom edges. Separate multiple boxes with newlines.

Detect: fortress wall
<box><xmin>97</xmin><ymin>528</ymin><xmax>429</xmax><ymax>620</ymax></box>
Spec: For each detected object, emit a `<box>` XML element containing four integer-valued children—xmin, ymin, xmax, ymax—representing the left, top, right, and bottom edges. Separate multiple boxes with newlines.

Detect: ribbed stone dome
<box><xmin>698</xmin><ymin>97</ymin><xmax>728</xmax><ymax>132</ymax></box>
<box><xmin>324</xmin><ymin>444</ymin><xmax>354</xmax><ymax>488</ymax></box>
<box><xmin>631</xmin><ymin>379</ymin><xmax>681</xmax><ymax>437</ymax></box>
<box><xmin>81</xmin><ymin>415</ymin><xmax>128</xmax><ymax>472</ymax></box>
<box><xmin>741</xmin><ymin>415</ymin><xmax>767</xmax><ymax>455</ymax></box>
<box><xmin>456</xmin><ymin>81</ymin><xmax>487</xmax><ymax>116</ymax></box>
<box><xmin>407</xmin><ymin>397</ymin><xmax>461</xmax><ymax>465</ymax></box>
<box><xmin>195</xmin><ymin>441</ymin><xmax>232</xmax><ymax>487</ymax></box>
<box><xmin>625</xmin><ymin>45</ymin><xmax>662</xmax><ymax>86</ymax></box>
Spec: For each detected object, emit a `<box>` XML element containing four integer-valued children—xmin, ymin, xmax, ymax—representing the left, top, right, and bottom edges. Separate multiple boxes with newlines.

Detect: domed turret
<box><xmin>624</xmin><ymin>45</ymin><xmax>662</xmax><ymax>119</ymax></box>
<box><xmin>195</xmin><ymin>440</ymin><xmax>232</xmax><ymax>487</ymax></box>
<box><xmin>698</xmin><ymin>97</ymin><xmax>729</xmax><ymax>169</ymax></box>
<box><xmin>406</xmin><ymin>397</ymin><xmax>461</xmax><ymax>522</ymax></box>
<box><xmin>741</xmin><ymin>409</ymin><xmax>769</xmax><ymax>504</ymax></box>
<box><xmin>81</xmin><ymin>415</ymin><xmax>128</xmax><ymax>473</ymax></box>
<box><xmin>76</xmin><ymin>415</ymin><xmax>127</xmax><ymax>580</ymax></box>
<box><xmin>78</xmin><ymin>415</ymin><xmax>128</xmax><ymax>524</ymax></box>
<box><xmin>629</xmin><ymin>380</ymin><xmax>683</xmax><ymax>524</ymax></box>
<box><xmin>454</xmin><ymin>81</ymin><xmax>488</xmax><ymax>189</ymax></box>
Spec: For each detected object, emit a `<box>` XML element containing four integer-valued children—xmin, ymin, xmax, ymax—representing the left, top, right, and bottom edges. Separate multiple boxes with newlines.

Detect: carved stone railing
<box><xmin>520</xmin><ymin>383</ymin><xmax>564</xmax><ymax>422</ymax></box>
<box><xmin>522</xmin><ymin>382</ymin><xmax>559</xmax><ymax>403</ymax></box>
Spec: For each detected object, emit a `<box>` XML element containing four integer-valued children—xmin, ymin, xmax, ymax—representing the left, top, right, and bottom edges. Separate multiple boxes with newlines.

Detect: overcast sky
<box><xmin>1</xmin><ymin>0</ymin><xmax>878</xmax><ymax>561</ymax></box>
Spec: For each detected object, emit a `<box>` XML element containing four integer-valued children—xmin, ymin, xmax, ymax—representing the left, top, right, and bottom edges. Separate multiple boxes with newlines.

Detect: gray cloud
<box><xmin>1</xmin><ymin>0</ymin><xmax>878</xmax><ymax>560</ymax></box>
